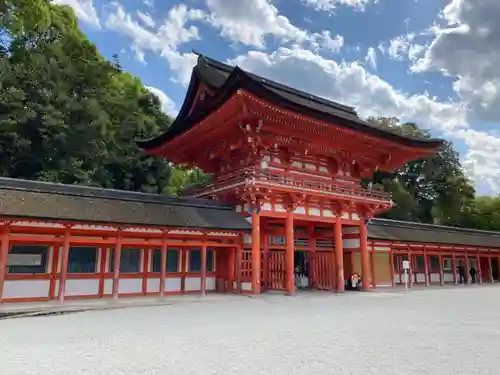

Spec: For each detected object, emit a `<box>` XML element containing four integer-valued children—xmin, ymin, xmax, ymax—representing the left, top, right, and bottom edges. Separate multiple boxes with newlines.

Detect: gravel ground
<box><xmin>1</xmin><ymin>286</ymin><xmax>499</xmax><ymax>375</ymax></box>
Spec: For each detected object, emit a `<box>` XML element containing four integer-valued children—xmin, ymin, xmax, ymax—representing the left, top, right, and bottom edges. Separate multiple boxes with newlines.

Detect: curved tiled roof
<box><xmin>137</xmin><ymin>54</ymin><xmax>444</xmax><ymax>151</ymax></box>
<box><xmin>0</xmin><ymin>178</ymin><xmax>250</xmax><ymax>231</ymax></box>
<box><xmin>368</xmin><ymin>218</ymin><xmax>500</xmax><ymax>248</ymax></box>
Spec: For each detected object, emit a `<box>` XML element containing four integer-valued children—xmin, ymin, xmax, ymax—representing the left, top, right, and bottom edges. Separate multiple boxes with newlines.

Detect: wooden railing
<box><xmin>188</xmin><ymin>168</ymin><xmax>391</xmax><ymax>201</ymax></box>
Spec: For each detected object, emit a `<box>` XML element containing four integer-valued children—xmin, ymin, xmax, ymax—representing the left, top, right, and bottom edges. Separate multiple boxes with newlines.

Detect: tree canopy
<box><xmin>367</xmin><ymin>117</ymin><xmax>477</xmax><ymax>227</ymax></box>
<box><xmin>1</xmin><ymin>0</ymin><xmax>177</xmax><ymax>193</ymax></box>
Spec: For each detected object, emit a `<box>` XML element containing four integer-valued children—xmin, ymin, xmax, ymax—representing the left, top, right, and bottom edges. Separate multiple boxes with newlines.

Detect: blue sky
<box><xmin>57</xmin><ymin>0</ymin><xmax>500</xmax><ymax>195</ymax></box>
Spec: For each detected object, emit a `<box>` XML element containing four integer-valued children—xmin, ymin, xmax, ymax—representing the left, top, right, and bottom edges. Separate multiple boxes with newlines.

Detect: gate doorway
<box><xmin>294</xmin><ymin>251</ymin><xmax>310</xmax><ymax>290</ymax></box>
<box><xmin>493</xmin><ymin>258</ymin><xmax>499</xmax><ymax>282</ymax></box>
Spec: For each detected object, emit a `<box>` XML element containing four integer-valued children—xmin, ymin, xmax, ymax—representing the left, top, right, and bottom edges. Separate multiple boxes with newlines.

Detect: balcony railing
<box><xmin>188</xmin><ymin>167</ymin><xmax>392</xmax><ymax>202</ymax></box>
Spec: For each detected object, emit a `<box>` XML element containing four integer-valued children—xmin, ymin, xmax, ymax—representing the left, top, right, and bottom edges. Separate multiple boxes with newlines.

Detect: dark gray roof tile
<box><xmin>0</xmin><ymin>178</ymin><xmax>250</xmax><ymax>231</ymax></box>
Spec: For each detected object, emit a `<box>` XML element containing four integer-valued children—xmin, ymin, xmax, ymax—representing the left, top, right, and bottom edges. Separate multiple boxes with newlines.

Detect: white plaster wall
<box><xmin>185</xmin><ymin>277</ymin><xmax>201</xmax><ymax>291</ymax></box>
<box><xmin>206</xmin><ymin>276</ymin><xmax>216</xmax><ymax>291</ymax></box>
<box><xmin>323</xmin><ymin>209</ymin><xmax>334</xmax><ymax>218</ymax></box>
<box><xmin>165</xmin><ymin>277</ymin><xmax>182</xmax><ymax>292</ymax></box>
<box><xmin>444</xmin><ymin>273</ymin><xmax>455</xmax><ymax>283</ymax></box>
<box><xmin>65</xmin><ymin>279</ymin><xmax>99</xmax><ymax>296</ymax></box>
<box><xmin>118</xmin><ymin>278</ymin><xmax>142</xmax><ymax>294</ymax></box>
<box><xmin>430</xmin><ymin>274</ymin><xmax>441</xmax><ymax>283</ymax></box>
<box><xmin>342</xmin><ymin>227</ymin><xmax>360</xmax><ymax>234</ymax></box>
<box><xmin>294</xmin><ymin>206</ymin><xmax>306</xmax><ymax>215</ymax></box>
<box><xmin>309</xmin><ymin>208</ymin><xmax>320</xmax><ymax>216</ymax></box>
<box><xmin>104</xmin><ymin>279</ymin><xmax>113</xmax><ymax>294</ymax></box>
<box><xmin>147</xmin><ymin>278</ymin><xmax>160</xmax><ymax>293</ymax></box>
<box><xmin>343</xmin><ymin>238</ymin><xmax>360</xmax><ymax>249</ymax></box>
<box><xmin>416</xmin><ymin>273</ymin><xmax>426</xmax><ymax>283</ymax></box>
<box><xmin>241</xmin><ymin>282</ymin><xmax>252</xmax><ymax>291</ymax></box>
<box><xmin>3</xmin><ymin>280</ymin><xmax>50</xmax><ymax>299</ymax></box>
<box><xmin>394</xmin><ymin>274</ymin><xmax>401</xmax><ymax>284</ymax></box>
<box><xmin>373</xmin><ymin>246</ymin><xmax>391</xmax><ymax>252</ymax></box>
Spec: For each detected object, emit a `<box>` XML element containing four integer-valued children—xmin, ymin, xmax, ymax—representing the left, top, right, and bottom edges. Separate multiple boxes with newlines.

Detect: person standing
<box><xmin>470</xmin><ymin>267</ymin><xmax>477</xmax><ymax>284</ymax></box>
<box><xmin>457</xmin><ymin>261</ymin><xmax>466</xmax><ymax>284</ymax></box>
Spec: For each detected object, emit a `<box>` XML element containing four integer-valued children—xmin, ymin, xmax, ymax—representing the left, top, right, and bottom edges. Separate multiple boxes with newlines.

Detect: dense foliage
<box><xmin>1</xmin><ymin>1</ymin><xmax>499</xmax><ymax>230</ymax></box>
<box><xmin>367</xmin><ymin>117</ymin><xmax>477</xmax><ymax>227</ymax></box>
<box><xmin>1</xmin><ymin>0</ymin><xmax>175</xmax><ymax>193</ymax></box>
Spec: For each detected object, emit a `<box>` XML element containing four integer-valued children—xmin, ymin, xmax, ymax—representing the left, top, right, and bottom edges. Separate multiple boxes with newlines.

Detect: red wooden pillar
<box><xmin>359</xmin><ymin>220</ymin><xmax>370</xmax><ymax>291</ymax></box>
<box><xmin>261</xmin><ymin>220</ymin><xmax>269</xmax><ymax>291</ymax></box>
<box><xmin>0</xmin><ymin>227</ymin><xmax>10</xmax><ymax>302</ymax></box>
<box><xmin>201</xmin><ymin>244</ymin><xmax>207</xmax><ymax>297</ymax></box>
<box><xmin>112</xmin><ymin>235</ymin><xmax>123</xmax><ymax>300</ymax></box>
<box><xmin>489</xmin><ymin>256</ymin><xmax>494</xmax><ymax>283</ymax></box>
<box><xmin>251</xmin><ymin>206</ymin><xmax>261</xmax><ymax>294</ymax></box>
<box><xmin>476</xmin><ymin>252</ymin><xmax>482</xmax><ymax>284</ymax></box>
<box><xmin>452</xmin><ymin>252</ymin><xmax>457</xmax><ymax>284</ymax></box>
<box><xmin>464</xmin><ymin>252</ymin><xmax>469</xmax><ymax>284</ymax></box>
<box><xmin>308</xmin><ymin>225</ymin><xmax>316</xmax><ymax>289</ymax></box>
<box><xmin>236</xmin><ymin>244</ymin><xmax>243</xmax><ymax>293</ymax></box>
<box><xmin>58</xmin><ymin>228</ymin><xmax>71</xmax><ymax>303</ymax></box>
<box><xmin>285</xmin><ymin>210</ymin><xmax>295</xmax><ymax>295</ymax></box>
<box><xmin>408</xmin><ymin>250</ymin><xmax>413</xmax><ymax>288</ymax></box>
<box><xmin>334</xmin><ymin>218</ymin><xmax>344</xmax><ymax>292</ymax></box>
<box><xmin>370</xmin><ymin>251</ymin><xmax>376</xmax><ymax>288</ymax></box>
<box><xmin>159</xmin><ymin>238</ymin><xmax>167</xmax><ymax>297</ymax></box>
<box><xmin>424</xmin><ymin>251</ymin><xmax>430</xmax><ymax>287</ymax></box>
<box><xmin>227</xmin><ymin>247</ymin><xmax>236</xmax><ymax>292</ymax></box>
<box><xmin>438</xmin><ymin>253</ymin><xmax>444</xmax><ymax>286</ymax></box>
<box><xmin>389</xmin><ymin>250</ymin><xmax>395</xmax><ymax>287</ymax></box>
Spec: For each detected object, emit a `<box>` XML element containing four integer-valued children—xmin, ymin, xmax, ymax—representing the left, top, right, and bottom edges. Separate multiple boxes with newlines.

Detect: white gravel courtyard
<box><xmin>1</xmin><ymin>286</ymin><xmax>500</xmax><ymax>375</ymax></box>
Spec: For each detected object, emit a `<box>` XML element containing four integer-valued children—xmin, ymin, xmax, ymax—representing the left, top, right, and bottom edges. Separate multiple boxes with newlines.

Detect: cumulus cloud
<box><xmin>136</xmin><ymin>11</ymin><xmax>155</xmax><ymax>28</ymax></box>
<box><xmin>230</xmin><ymin>47</ymin><xmax>467</xmax><ymax>133</ymax></box>
<box><xmin>412</xmin><ymin>0</ymin><xmax>500</xmax><ymax>123</ymax></box>
<box><xmin>105</xmin><ymin>3</ymin><xmax>201</xmax><ymax>85</ymax></box>
<box><xmin>409</xmin><ymin>0</ymin><xmax>500</xmax><ymax>191</ymax></box>
<box><xmin>365</xmin><ymin>47</ymin><xmax>377</xmax><ymax>69</ymax></box>
<box><xmin>53</xmin><ymin>0</ymin><xmax>100</xmax><ymax>27</ymax></box>
<box><xmin>204</xmin><ymin>0</ymin><xmax>345</xmax><ymax>52</ymax></box>
<box><xmin>146</xmin><ymin>86</ymin><xmax>178</xmax><ymax>116</ymax></box>
<box><xmin>301</xmin><ymin>0</ymin><xmax>373</xmax><ymax>12</ymax></box>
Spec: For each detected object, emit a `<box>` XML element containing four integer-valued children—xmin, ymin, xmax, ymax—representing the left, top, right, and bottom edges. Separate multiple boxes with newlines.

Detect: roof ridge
<box><xmin>369</xmin><ymin>218</ymin><xmax>500</xmax><ymax>237</ymax></box>
<box><xmin>0</xmin><ymin>177</ymin><xmax>230</xmax><ymax>210</ymax></box>
<box><xmin>196</xmin><ymin>53</ymin><xmax>359</xmax><ymax>117</ymax></box>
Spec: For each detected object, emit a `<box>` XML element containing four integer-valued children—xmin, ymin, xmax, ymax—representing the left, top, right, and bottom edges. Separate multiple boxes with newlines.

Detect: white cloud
<box><xmin>146</xmin><ymin>86</ymin><xmax>177</xmax><ymax>116</ymax></box>
<box><xmin>105</xmin><ymin>3</ymin><xmax>201</xmax><ymax>85</ymax></box>
<box><xmin>365</xmin><ymin>47</ymin><xmax>377</xmax><ymax>69</ymax></box>
<box><xmin>310</xmin><ymin>31</ymin><xmax>344</xmax><ymax>52</ymax></box>
<box><xmin>457</xmin><ymin>129</ymin><xmax>500</xmax><ymax>193</ymax></box>
<box><xmin>136</xmin><ymin>11</ymin><xmax>155</xmax><ymax>28</ymax></box>
<box><xmin>409</xmin><ymin>0</ymin><xmax>500</xmax><ymax>192</ymax></box>
<box><xmin>204</xmin><ymin>0</ymin><xmax>344</xmax><ymax>53</ymax></box>
<box><xmin>53</xmin><ymin>0</ymin><xmax>100</xmax><ymax>27</ymax></box>
<box><xmin>230</xmin><ymin>47</ymin><xmax>467</xmax><ymax>134</ymax></box>
<box><xmin>301</xmin><ymin>0</ymin><xmax>373</xmax><ymax>12</ymax></box>
<box><xmin>204</xmin><ymin>0</ymin><xmax>309</xmax><ymax>48</ymax></box>
<box><xmin>412</xmin><ymin>0</ymin><xmax>500</xmax><ymax>123</ymax></box>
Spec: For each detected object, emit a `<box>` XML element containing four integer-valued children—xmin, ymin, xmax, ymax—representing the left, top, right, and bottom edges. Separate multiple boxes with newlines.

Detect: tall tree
<box><xmin>368</xmin><ymin>117</ymin><xmax>476</xmax><ymax>225</ymax></box>
<box><xmin>0</xmin><ymin>0</ymin><xmax>185</xmax><ymax>193</ymax></box>
<box><xmin>459</xmin><ymin>196</ymin><xmax>500</xmax><ymax>231</ymax></box>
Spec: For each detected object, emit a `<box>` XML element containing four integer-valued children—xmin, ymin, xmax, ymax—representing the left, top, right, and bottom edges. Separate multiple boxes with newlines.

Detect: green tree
<box><xmin>368</xmin><ymin>117</ymin><xmax>476</xmax><ymax>225</ymax></box>
<box><xmin>460</xmin><ymin>196</ymin><xmax>500</xmax><ymax>231</ymax></box>
<box><xmin>0</xmin><ymin>0</ymin><xmax>198</xmax><ymax>194</ymax></box>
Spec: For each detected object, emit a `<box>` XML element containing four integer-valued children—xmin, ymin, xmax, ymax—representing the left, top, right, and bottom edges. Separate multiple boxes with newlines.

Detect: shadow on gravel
<box><xmin>0</xmin><ymin>309</ymin><xmax>87</xmax><ymax>320</ymax></box>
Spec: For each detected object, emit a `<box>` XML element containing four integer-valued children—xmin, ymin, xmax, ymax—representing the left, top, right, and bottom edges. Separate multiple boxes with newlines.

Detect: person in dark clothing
<box><xmin>470</xmin><ymin>267</ymin><xmax>477</xmax><ymax>284</ymax></box>
<box><xmin>458</xmin><ymin>262</ymin><xmax>466</xmax><ymax>284</ymax></box>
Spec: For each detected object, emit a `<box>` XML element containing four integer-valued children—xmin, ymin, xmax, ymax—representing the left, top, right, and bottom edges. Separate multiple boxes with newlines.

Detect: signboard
<box><xmin>402</xmin><ymin>260</ymin><xmax>410</xmax><ymax>270</ymax></box>
<box><xmin>7</xmin><ymin>253</ymin><xmax>43</xmax><ymax>266</ymax></box>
